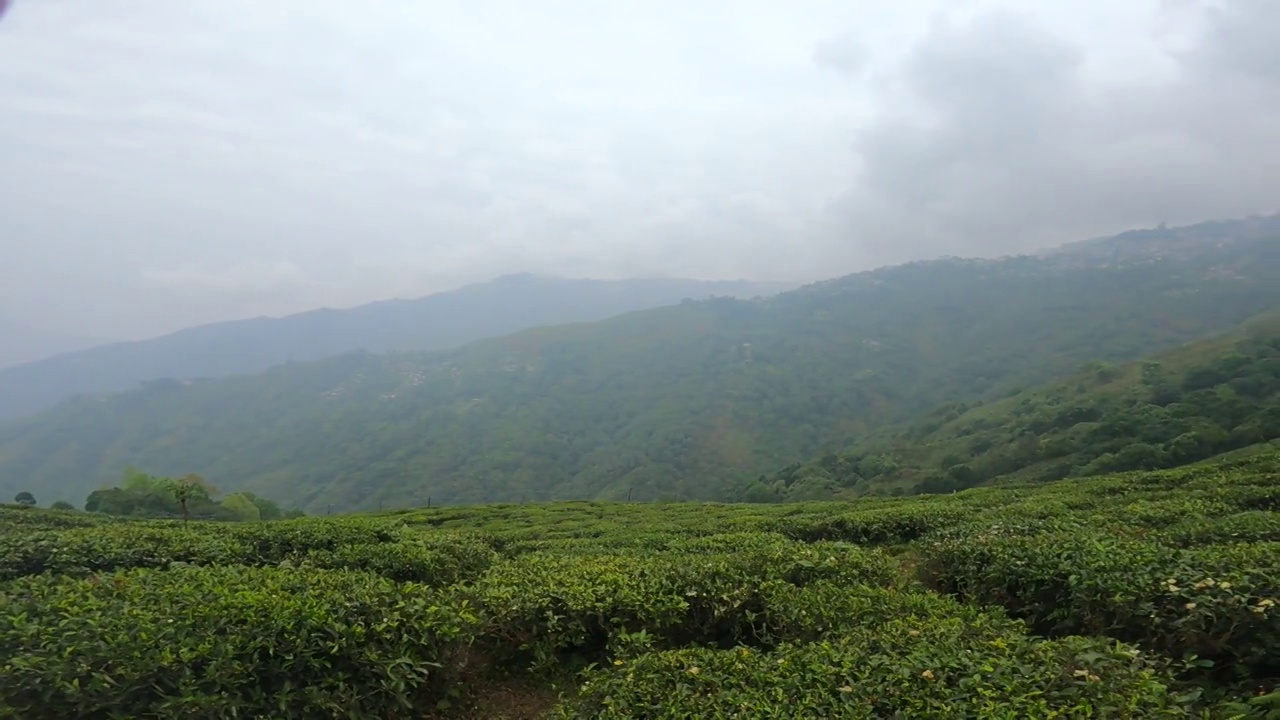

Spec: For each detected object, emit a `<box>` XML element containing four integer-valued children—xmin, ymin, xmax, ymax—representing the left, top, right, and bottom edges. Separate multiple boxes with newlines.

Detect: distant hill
<box><xmin>2</xmin><ymin>218</ymin><xmax>1277</xmax><ymax>512</ymax></box>
<box><xmin>1041</xmin><ymin>213</ymin><xmax>1280</xmax><ymax>264</ymax></box>
<box><xmin>0</xmin><ymin>275</ymin><xmax>793</xmax><ymax>421</ymax></box>
<box><xmin>0</xmin><ymin>318</ymin><xmax>107</xmax><ymax>371</ymax></box>
<box><xmin>757</xmin><ymin>309</ymin><xmax>1280</xmax><ymax>501</ymax></box>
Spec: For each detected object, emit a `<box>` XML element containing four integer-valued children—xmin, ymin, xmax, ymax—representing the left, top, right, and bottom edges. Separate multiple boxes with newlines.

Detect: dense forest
<box><xmin>757</xmin><ymin>311</ymin><xmax>1280</xmax><ymax>501</ymax></box>
<box><xmin>1</xmin><ymin>222</ymin><xmax>1278</xmax><ymax>513</ymax></box>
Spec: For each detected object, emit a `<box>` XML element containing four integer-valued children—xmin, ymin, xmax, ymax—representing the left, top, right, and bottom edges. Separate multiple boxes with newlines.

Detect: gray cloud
<box><xmin>0</xmin><ymin>0</ymin><xmax>1276</xmax><ymax>340</ymax></box>
<box><xmin>813</xmin><ymin>32</ymin><xmax>867</xmax><ymax>79</ymax></box>
<box><xmin>821</xmin><ymin>0</ymin><xmax>1280</xmax><ymax>267</ymax></box>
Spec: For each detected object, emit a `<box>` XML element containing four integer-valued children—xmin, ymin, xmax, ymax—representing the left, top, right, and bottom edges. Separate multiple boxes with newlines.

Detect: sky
<box><xmin>0</xmin><ymin>0</ymin><xmax>1277</xmax><ymax>341</ymax></box>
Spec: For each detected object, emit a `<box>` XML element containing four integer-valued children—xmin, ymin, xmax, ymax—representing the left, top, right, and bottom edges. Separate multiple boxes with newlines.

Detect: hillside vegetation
<box><xmin>1</xmin><ymin>451</ymin><xmax>1277</xmax><ymax>718</ymax></box>
<box><xmin>0</xmin><ymin>275</ymin><xmax>790</xmax><ymax>422</ymax></box>
<box><xmin>1</xmin><ymin>223</ymin><xmax>1278</xmax><ymax>512</ymax></box>
<box><xmin>760</xmin><ymin>310</ymin><xmax>1280</xmax><ymax>501</ymax></box>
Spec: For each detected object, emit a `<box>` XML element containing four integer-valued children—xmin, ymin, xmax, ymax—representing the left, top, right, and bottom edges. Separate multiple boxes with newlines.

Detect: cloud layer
<box><xmin>0</xmin><ymin>0</ymin><xmax>1276</xmax><ymax>338</ymax></box>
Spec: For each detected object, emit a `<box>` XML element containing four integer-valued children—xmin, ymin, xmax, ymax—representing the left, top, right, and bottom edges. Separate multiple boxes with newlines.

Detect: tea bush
<box><xmin>1161</xmin><ymin>511</ymin><xmax>1280</xmax><ymax>546</ymax></box>
<box><xmin>557</xmin><ymin>624</ymin><xmax>1195</xmax><ymax>718</ymax></box>
<box><xmin>293</xmin><ymin>532</ymin><xmax>497</xmax><ymax>585</ymax></box>
<box><xmin>0</xmin><ymin>505</ymin><xmax>114</xmax><ymax>535</ymax></box>
<box><xmin>0</xmin><ymin>525</ymin><xmax>254</xmax><ymax>581</ymax></box>
<box><xmin>0</xmin><ymin>566</ymin><xmax>480</xmax><ymax>719</ymax></box>
<box><xmin>923</xmin><ymin>531</ymin><xmax>1280</xmax><ymax>680</ymax></box>
<box><xmin>472</xmin><ymin>539</ymin><xmax>896</xmax><ymax>669</ymax></box>
<box><xmin>775</xmin><ymin>505</ymin><xmax>969</xmax><ymax>545</ymax></box>
<box><xmin>229</xmin><ymin>515</ymin><xmax>409</xmax><ymax>559</ymax></box>
<box><xmin>0</xmin><ymin>451</ymin><xmax>1275</xmax><ymax>716</ymax></box>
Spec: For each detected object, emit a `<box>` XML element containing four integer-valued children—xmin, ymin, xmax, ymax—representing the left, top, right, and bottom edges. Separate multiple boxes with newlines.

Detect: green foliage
<box><xmin>217</xmin><ymin>492</ymin><xmax>260</xmax><ymax>521</ymax></box>
<box><xmin>560</xmin><ymin>630</ymin><xmax>1193</xmax><ymax>719</ymax></box>
<box><xmin>81</xmin><ymin>468</ymin><xmax>300</xmax><ymax>522</ymax></box>
<box><xmin>775</xmin><ymin>504</ymin><xmax>968</xmax><ymax>545</ymax></box>
<box><xmin>5</xmin><ymin>230</ymin><xmax>1280</xmax><ymax>512</ymax></box>
<box><xmin>768</xmin><ymin>315</ymin><xmax>1280</xmax><ymax>500</ymax></box>
<box><xmin>13</xmin><ymin>491</ymin><xmax>35</xmax><ymax>506</ymax></box>
<box><xmin>0</xmin><ymin>525</ymin><xmax>254</xmax><ymax>581</ymax></box>
<box><xmin>923</xmin><ymin>532</ymin><xmax>1280</xmax><ymax>683</ymax></box>
<box><xmin>0</xmin><ymin>451</ymin><xmax>1275</xmax><ymax>717</ymax></box>
<box><xmin>0</xmin><ymin>566</ymin><xmax>480</xmax><ymax>719</ymax></box>
<box><xmin>471</xmin><ymin>538</ymin><xmax>896</xmax><ymax>670</ymax></box>
<box><xmin>0</xmin><ymin>517</ymin><xmax>493</xmax><ymax>587</ymax></box>
<box><xmin>295</xmin><ymin>533</ymin><xmax>498</xmax><ymax>585</ymax></box>
<box><xmin>48</xmin><ymin>500</ymin><xmax>74</xmax><ymax>511</ymax></box>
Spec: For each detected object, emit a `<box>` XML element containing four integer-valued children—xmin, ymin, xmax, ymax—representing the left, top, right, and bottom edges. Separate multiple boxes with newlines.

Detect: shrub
<box><xmin>776</xmin><ymin>505</ymin><xmax>968</xmax><ymax>544</ymax></box>
<box><xmin>294</xmin><ymin>533</ymin><xmax>497</xmax><ymax>585</ymax></box>
<box><xmin>0</xmin><ymin>566</ymin><xmax>480</xmax><ymax>719</ymax></box>
<box><xmin>0</xmin><ymin>521</ymin><xmax>489</xmax><ymax>586</ymax></box>
<box><xmin>472</xmin><ymin>540</ymin><xmax>896</xmax><ymax>670</ymax></box>
<box><xmin>922</xmin><ymin>531</ymin><xmax>1280</xmax><ymax>682</ymax></box>
<box><xmin>1162</xmin><ymin>511</ymin><xmax>1280</xmax><ymax>547</ymax></box>
<box><xmin>230</xmin><ymin>516</ymin><xmax>408</xmax><ymax>559</ymax></box>
<box><xmin>557</xmin><ymin>625</ymin><xmax>1193</xmax><ymax>718</ymax></box>
<box><xmin>0</xmin><ymin>506</ymin><xmax>113</xmax><ymax>536</ymax></box>
<box><xmin>0</xmin><ymin>526</ymin><xmax>253</xmax><ymax>581</ymax></box>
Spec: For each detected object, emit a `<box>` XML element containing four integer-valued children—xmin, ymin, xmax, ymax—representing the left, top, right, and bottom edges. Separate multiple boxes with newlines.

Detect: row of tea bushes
<box><xmin>0</xmin><ymin>566</ymin><xmax>480</xmax><ymax>720</ymax></box>
<box><xmin>0</xmin><ymin>518</ymin><xmax>496</xmax><ymax>587</ymax></box>
<box><xmin>922</xmin><ymin>530</ymin><xmax>1280</xmax><ymax>682</ymax></box>
<box><xmin>558</xmin><ymin>619</ymin><xmax>1197</xmax><ymax>718</ymax></box>
<box><xmin>469</xmin><ymin>540</ymin><xmax>898</xmax><ymax>670</ymax></box>
<box><xmin>0</xmin><ymin>542</ymin><xmax>897</xmax><ymax>718</ymax></box>
<box><xmin>0</xmin><ymin>504</ymin><xmax>115</xmax><ymax>535</ymax></box>
<box><xmin>0</xmin><ymin>555</ymin><xmax>1203</xmax><ymax>719</ymax></box>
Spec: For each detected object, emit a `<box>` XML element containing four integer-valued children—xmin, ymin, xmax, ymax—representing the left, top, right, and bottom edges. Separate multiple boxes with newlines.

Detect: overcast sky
<box><xmin>1</xmin><ymin>0</ymin><xmax>1277</xmax><ymax>340</ymax></box>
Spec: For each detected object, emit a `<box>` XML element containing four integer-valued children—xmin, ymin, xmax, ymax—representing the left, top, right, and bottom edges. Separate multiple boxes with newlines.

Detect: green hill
<box><xmin>1</xmin><ymin>221</ymin><xmax>1279</xmax><ymax>512</ymax></box>
<box><xmin>0</xmin><ymin>275</ymin><xmax>792</xmax><ymax>422</ymax></box>
<box><xmin>760</xmin><ymin>310</ymin><xmax>1280</xmax><ymax>501</ymax></box>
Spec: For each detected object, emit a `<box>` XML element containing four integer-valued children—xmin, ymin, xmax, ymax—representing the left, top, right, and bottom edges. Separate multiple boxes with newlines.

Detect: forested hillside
<box><xmin>759</xmin><ymin>310</ymin><xmax>1280</xmax><ymax>501</ymax></box>
<box><xmin>3</xmin><ymin>222</ymin><xmax>1277</xmax><ymax>512</ymax></box>
<box><xmin>0</xmin><ymin>275</ymin><xmax>791</xmax><ymax>421</ymax></box>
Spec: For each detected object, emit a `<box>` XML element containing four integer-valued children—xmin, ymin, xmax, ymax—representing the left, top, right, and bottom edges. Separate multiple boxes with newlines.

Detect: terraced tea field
<box><xmin>2</xmin><ymin>452</ymin><xmax>1278</xmax><ymax>718</ymax></box>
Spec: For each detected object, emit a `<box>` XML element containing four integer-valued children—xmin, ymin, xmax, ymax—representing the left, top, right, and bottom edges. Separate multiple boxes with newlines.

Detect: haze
<box><xmin>1</xmin><ymin>0</ymin><xmax>1277</xmax><ymax>341</ymax></box>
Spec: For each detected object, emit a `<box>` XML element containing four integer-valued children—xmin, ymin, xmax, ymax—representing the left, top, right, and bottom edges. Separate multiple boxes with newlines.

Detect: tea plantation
<box><xmin>1</xmin><ymin>452</ymin><xmax>1278</xmax><ymax>718</ymax></box>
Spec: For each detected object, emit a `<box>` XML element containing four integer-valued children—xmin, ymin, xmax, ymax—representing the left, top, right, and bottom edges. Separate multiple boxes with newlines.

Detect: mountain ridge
<box><xmin>0</xmin><ymin>275</ymin><xmax>793</xmax><ymax>421</ymax></box>
<box><xmin>3</xmin><ymin>217</ymin><xmax>1277</xmax><ymax>511</ymax></box>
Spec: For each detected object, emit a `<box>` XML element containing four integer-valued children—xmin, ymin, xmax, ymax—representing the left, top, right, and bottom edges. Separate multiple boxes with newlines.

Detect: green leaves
<box><xmin>1</xmin><ymin>452</ymin><xmax>1276</xmax><ymax>718</ymax></box>
<box><xmin>0</xmin><ymin>566</ymin><xmax>480</xmax><ymax>719</ymax></box>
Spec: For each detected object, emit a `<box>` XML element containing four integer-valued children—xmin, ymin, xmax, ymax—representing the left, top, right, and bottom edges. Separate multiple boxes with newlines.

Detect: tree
<box><xmin>13</xmin><ymin>491</ymin><xmax>36</xmax><ymax>506</ymax></box>
<box><xmin>50</xmin><ymin>500</ymin><xmax>75</xmax><ymax>511</ymax></box>
<box><xmin>85</xmin><ymin>487</ymin><xmax>133</xmax><ymax>514</ymax></box>
<box><xmin>219</xmin><ymin>493</ymin><xmax>262</xmax><ymax>521</ymax></box>
<box><xmin>240</xmin><ymin>492</ymin><xmax>283</xmax><ymax>520</ymax></box>
<box><xmin>170</xmin><ymin>473</ymin><xmax>215</xmax><ymax>523</ymax></box>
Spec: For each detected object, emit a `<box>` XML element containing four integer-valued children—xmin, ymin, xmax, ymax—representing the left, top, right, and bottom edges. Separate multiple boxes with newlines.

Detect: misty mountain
<box><xmin>0</xmin><ymin>318</ymin><xmax>107</xmax><ymax>371</ymax></box>
<box><xmin>0</xmin><ymin>275</ymin><xmax>793</xmax><ymax>422</ymax></box>
<box><xmin>1042</xmin><ymin>213</ymin><xmax>1280</xmax><ymax>265</ymax></box>
<box><xmin>2</xmin><ymin>219</ymin><xmax>1277</xmax><ymax>511</ymax></box>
